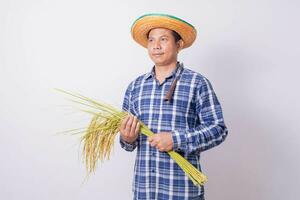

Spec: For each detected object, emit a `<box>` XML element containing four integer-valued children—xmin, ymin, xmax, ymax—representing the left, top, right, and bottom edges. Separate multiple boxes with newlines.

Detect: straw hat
<box><xmin>131</xmin><ymin>13</ymin><xmax>197</xmax><ymax>49</ymax></box>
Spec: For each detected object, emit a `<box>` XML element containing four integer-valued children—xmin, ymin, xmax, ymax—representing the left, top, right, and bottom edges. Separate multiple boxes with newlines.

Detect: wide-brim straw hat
<box><xmin>131</xmin><ymin>13</ymin><xmax>197</xmax><ymax>49</ymax></box>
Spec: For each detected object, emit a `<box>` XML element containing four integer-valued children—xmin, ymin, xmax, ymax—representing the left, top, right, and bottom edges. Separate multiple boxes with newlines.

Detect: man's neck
<box><xmin>154</xmin><ymin>61</ymin><xmax>178</xmax><ymax>82</ymax></box>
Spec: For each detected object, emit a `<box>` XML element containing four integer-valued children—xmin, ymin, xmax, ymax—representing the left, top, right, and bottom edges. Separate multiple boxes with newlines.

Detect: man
<box><xmin>119</xmin><ymin>13</ymin><xmax>228</xmax><ymax>200</ymax></box>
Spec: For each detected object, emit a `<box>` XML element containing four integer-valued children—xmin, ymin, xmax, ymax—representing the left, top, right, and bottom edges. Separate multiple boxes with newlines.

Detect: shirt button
<box><xmin>151</xmin><ymin>169</ymin><xmax>155</xmax><ymax>173</ymax></box>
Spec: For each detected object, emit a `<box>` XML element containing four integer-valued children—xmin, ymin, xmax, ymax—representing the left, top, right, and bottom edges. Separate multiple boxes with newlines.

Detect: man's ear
<box><xmin>177</xmin><ymin>39</ymin><xmax>184</xmax><ymax>53</ymax></box>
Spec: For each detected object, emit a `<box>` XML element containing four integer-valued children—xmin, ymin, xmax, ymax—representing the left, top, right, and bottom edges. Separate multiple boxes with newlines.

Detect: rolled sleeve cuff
<box><xmin>172</xmin><ymin>130</ymin><xmax>187</xmax><ymax>152</ymax></box>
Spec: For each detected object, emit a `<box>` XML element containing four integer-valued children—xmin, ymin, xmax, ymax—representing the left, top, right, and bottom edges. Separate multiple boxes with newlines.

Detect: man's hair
<box><xmin>146</xmin><ymin>29</ymin><xmax>182</xmax><ymax>43</ymax></box>
<box><xmin>171</xmin><ymin>30</ymin><xmax>182</xmax><ymax>43</ymax></box>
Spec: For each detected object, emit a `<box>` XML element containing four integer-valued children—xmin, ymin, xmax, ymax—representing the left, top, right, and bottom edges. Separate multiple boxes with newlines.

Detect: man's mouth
<box><xmin>153</xmin><ymin>53</ymin><xmax>164</xmax><ymax>56</ymax></box>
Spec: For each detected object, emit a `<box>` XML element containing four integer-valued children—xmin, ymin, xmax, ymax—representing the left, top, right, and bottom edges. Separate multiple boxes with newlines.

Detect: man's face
<box><xmin>147</xmin><ymin>28</ymin><xmax>181</xmax><ymax>67</ymax></box>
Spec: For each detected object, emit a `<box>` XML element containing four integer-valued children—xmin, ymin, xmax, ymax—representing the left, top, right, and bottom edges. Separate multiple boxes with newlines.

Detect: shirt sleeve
<box><xmin>172</xmin><ymin>77</ymin><xmax>228</xmax><ymax>154</ymax></box>
<box><xmin>119</xmin><ymin>81</ymin><xmax>139</xmax><ymax>152</ymax></box>
<box><xmin>120</xmin><ymin>136</ymin><xmax>139</xmax><ymax>152</ymax></box>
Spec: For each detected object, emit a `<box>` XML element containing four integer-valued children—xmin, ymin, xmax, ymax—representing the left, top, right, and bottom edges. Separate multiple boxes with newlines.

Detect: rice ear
<box><xmin>57</xmin><ymin>89</ymin><xmax>207</xmax><ymax>185</ymax></box>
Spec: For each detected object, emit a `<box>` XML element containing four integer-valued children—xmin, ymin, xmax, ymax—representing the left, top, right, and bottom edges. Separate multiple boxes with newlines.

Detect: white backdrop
<box><xmin>1</xmin><ymin>0</ymin><xmax>299</xmax><ymax>199</ymax></box>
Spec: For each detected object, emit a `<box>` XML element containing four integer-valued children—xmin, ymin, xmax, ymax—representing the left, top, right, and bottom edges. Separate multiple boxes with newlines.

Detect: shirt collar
<box><xmin>144</xmin><ymin>62</ymin><xmax>184</xmax><ymax>80</ymax></box>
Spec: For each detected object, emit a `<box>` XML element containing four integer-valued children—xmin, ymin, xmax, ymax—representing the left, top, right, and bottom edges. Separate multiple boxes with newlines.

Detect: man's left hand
<box><xmin>148</xmin><ymin>132</ymin><xmax>173</xmax><ymax>152</ymax></box>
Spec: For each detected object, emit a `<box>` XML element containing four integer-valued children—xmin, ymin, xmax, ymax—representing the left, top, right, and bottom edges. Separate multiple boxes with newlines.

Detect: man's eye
<box><xmin>161</xmin><ymin>38</ymin><xmax>167</xmax><ymax>41</ymax></box>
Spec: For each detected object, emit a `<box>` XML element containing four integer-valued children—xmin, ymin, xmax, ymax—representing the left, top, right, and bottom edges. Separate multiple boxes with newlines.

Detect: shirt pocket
<box><xmin>166</xmin><ymin>81</ymin><xmax>198</xmax><ymax>129</ymax></box>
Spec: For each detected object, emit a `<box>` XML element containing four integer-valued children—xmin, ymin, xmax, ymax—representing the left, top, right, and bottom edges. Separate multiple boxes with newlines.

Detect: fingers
<box><xmin>148</xmin><ymin>133</ymin><xmax>173</xmax><ymax>152</ymax></box>
<box><xmin>135</xmin><ymin>121</ymin><xmax>140</xmax><ymax>135</ymax></box>
<box><xmin>120</xmin><ymin>114</ymin><xmax>140</xmax><ymax>144</ymax></box>
<box><xmin>120</xmin><ymin>115</ymin><xmax>130</xmax><ymax>132</ymax></box>
<box><xmin>129</xmin><ymin>116</ymin><xmax>138</xmax><ymax>137</ymax></box>
<box><xmin>148</xmin><ymin>136</ymin><xmax>153</xmax><ymax>143</ymax></box>
<box><xmin>148</xmin><ymin>135</ymin><xmax>158</xmax><ymax>147</ymax></box>
<box><xmin>125</xmin><ymin>115</ymin><xmax>133</xmax><ymax>134</ymax></box>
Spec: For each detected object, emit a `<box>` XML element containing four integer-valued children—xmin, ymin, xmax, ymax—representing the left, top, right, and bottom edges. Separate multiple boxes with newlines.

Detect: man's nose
<box><xmin>153</xmin><ymin>41</ymin><xmax>161</xmax><ymax>49</ymax></box>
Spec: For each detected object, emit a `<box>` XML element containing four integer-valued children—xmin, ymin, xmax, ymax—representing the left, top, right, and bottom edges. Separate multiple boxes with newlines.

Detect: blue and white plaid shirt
<box><xmin>120</xmin><ymin>62</ymin><xmax>228</xmax><ymax>200</ymax></box>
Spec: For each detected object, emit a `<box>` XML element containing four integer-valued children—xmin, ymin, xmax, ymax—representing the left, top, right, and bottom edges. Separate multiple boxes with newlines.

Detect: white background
<box><xmin>1</xmin><ymin>0</ymin><xmax>299</xmax><ymax>199</ymax></box>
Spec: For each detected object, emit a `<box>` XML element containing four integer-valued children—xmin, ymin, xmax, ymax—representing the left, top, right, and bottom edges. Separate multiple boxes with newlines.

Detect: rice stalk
<box><xmin>56</xmin><ymin>88</ymin><xmax>208</xmax><ymax>186</ymax></box>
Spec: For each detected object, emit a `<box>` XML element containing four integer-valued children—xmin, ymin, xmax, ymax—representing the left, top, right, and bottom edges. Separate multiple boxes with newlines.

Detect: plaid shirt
<box><xmin>120</xmin><ymin>62</ymin><xmax>228</xmax><ymax>200</ymax></box>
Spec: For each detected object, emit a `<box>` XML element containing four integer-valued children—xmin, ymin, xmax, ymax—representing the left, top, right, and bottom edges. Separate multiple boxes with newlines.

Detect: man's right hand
<box><xmin>120</xmin><ymin>114</ymin><xmax>140</xmax><ymax>144</ymax></box>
